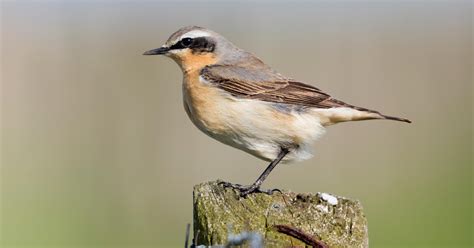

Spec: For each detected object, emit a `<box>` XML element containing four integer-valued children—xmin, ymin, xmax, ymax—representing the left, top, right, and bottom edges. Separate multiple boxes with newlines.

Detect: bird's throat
<box><xmin>175</xmin><ymin>52</ymin><xmax>218</xmax><ymax>74</ymax></box>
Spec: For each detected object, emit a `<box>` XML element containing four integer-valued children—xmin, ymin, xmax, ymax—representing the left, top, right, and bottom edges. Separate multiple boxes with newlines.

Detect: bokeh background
<box><xmin>1</xmin><ymin>0</ymin><xmax>472</xmax><ymax>247</ymax></box>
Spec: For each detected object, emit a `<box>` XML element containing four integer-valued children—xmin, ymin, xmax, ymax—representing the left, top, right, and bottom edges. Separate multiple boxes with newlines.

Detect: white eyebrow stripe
<box><xmin>179</xmin><ymin>30</ymin><xmax>211</xmax><ymax>40</ymax></box>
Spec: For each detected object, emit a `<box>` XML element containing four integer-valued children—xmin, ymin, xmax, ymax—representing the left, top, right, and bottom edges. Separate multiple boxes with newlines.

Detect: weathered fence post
<box><xmin>193</xmin><ymin>181</ymin><xmax>368</xmax><ymax>247</ymax></box>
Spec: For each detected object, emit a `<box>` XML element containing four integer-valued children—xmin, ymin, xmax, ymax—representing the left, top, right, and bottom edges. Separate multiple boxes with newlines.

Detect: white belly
<box><xmin>182</xmin><ymin>78</ymin><xmax>326</xmax><ymax>162</ymax></box>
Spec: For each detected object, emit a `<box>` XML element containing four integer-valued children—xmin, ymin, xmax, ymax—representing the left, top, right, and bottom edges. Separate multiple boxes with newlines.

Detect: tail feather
<box><xmin>380</xmin><ymin>114</ymin><xmax>412</xmax><ymax>123</ymax></box>
<box><xmin>345</xmin><ymin>102</ymin><xmax>412</xmax><ymax>123</ymax></box>
<box><xmin>320</xmin><ymin>98</ymin><xmax>412</xmax><ymax>124</ymax></box>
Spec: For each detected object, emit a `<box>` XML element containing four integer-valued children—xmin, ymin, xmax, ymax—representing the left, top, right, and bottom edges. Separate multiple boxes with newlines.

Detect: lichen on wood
<box><xmin>193</xmin><ymin>181</ymin><xmax>368</xmax><ymax>247</ymax></box>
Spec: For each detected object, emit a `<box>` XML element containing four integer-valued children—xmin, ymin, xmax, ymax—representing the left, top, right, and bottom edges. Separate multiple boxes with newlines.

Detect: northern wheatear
<box><xmin>144</xmin><ymin>26</ymin><xmax>410</xmax><ymax>196</ymax></box>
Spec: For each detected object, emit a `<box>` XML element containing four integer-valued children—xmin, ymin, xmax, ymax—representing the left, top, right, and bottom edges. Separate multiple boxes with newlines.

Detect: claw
<box><xmin>218</xmin><ymin>181</ymin><xmax>245</xmax><ymax>190</ymax></box>
<box><xmin>269</xmin><ymin>188</ymin><xmax>282</xmax><ymax>194</ymax></box>
<box><xmin>218</xmin><ymin>181</ymin><xmax>281</xmax><ymax>197</ymax></box>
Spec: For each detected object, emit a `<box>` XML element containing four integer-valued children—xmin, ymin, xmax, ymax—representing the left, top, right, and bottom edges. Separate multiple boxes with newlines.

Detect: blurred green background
<box><xmin>1</xmin><ymin>0</ymin><xmax>472</xmax><ymax>247</ymax></box>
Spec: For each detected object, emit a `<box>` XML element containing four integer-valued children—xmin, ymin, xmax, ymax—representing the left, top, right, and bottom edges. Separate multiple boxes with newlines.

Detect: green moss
<box><xmin>193</xmin><ymin>181</ymin><xmax>368</xmax><ymax>247</ymax></box>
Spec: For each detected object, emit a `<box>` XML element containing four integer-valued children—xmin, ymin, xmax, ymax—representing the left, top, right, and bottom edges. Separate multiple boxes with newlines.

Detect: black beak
<box><xmin>143</xmin><ymin>46</ymin><xmax>169</xmax><ymax>55</ymax></box>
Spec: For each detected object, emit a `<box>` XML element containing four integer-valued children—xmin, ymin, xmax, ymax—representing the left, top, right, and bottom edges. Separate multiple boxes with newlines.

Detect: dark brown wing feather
<box><xmin>201</xmin><ymin>65</ymin><xmax>374</xmax><ymax>112</ymax></box>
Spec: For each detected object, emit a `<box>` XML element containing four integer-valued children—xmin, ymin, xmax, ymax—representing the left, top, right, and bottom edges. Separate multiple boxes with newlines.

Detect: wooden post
<box><xmin>193</xmin><ymin>181</ymin><xmax>368</xmax><ymax>247</ymax></box>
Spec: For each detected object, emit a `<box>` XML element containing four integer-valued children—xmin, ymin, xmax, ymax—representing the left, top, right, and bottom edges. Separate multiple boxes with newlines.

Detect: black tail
<box><xmin>382</xmin><ymin>114</ymin><xmax>412</xmax><ymax>123</ymax></box>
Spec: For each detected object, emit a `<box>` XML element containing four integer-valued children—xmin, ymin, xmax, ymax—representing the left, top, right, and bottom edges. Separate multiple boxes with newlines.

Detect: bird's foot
<box><xmin>218</xmin><ymin>181</ymin><xmax>281</xmax><ymax>197</ymax></box>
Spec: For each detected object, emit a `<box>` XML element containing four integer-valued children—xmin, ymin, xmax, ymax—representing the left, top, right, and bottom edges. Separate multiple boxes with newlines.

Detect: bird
<box><xmin>144</xmin><ymin>26</ymin><xmax>410</xmax><ymax>197</ymax></box>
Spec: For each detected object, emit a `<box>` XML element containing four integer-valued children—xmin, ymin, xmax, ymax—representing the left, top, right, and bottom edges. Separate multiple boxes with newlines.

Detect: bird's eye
<box><xmin>180</xmin><ymin>38</ymin><xmax>193</xmax><ymax>47</ymax></box>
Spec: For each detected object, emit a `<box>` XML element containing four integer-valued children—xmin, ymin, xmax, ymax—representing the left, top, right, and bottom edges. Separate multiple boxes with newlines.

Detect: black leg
<box><xmin>220</xmin><ymin>148</ymin><xmax>290</xmax><ymax>197</ymax></box>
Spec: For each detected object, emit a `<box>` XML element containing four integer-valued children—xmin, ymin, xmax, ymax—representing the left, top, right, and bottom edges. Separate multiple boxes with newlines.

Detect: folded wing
<box><xmin>201</xmin><ymin>64</ymin><xmax>411</xmax><ymax>124</ymax></box>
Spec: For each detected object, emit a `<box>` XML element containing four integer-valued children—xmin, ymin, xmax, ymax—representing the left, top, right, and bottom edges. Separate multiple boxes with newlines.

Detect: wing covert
<box><xmin>201</xmin><ymin>65</ymin><xmax>342</xmax><ymax>108</ymax></box>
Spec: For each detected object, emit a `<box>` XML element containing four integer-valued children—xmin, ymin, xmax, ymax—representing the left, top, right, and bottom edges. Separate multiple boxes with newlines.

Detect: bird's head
<box><xmin>144</xmin><ymin>26</ymin><xmax>240</xmax><ymax>72</ymax></box>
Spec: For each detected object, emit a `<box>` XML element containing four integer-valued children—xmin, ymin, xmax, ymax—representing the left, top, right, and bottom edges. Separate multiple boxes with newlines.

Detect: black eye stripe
<box><xmin>181</xmin><ymin>38</ymin><xmax>193</xmax><ymax>47</ymax></box>
<box><xmin>169</xmin><ymin>37</ymin><xmax>215</xmax><ymax>53</ymax></box>
<box><xmin>169</xmin><ymin>40</ymin><xmax>187</xmax><ymax>50</ymax></box>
